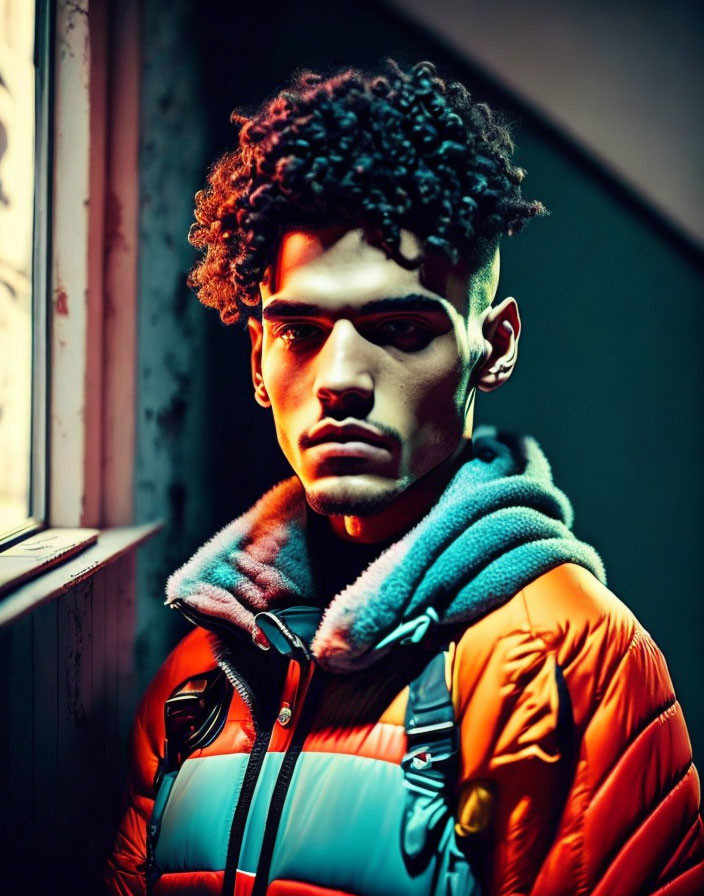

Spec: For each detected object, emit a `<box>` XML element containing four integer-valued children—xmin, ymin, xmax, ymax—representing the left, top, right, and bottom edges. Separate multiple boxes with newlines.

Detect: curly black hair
<box><xmin>188</xmin><ymin>59</ymin><xmax>546</xmax><ymax>325</ymax></box>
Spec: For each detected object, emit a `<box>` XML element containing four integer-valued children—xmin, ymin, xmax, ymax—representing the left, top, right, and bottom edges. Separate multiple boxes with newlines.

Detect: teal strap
<box><xmin>401</xmin><ymin>649</ymin><xmax>481</xmax><ymax>894</ymax></box>
<box><xmin>146</xmin><ymin>769</ymin><xmax>178</xmax><ymax>894</ymax></box>
<box><xmin>401</xmin><ymin>650</ymin><xmax>457</xmax><ymax>859</ymax></box>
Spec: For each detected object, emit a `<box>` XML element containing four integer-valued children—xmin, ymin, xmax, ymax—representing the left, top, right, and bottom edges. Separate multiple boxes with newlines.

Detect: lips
<box><xmin>301</xmin><ymin>420</ymin><xmax>397</xmax><ymax>470</ymax></box>
<box><xmin>303</xmin><ymin>420</ymin><xmax>394</xmax><ymax>452</ymax></box>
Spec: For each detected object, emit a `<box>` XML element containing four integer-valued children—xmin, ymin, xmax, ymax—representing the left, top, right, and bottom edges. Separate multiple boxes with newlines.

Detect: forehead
<box><xmin>261</xmin><ymin>227</ymin><xmax>471</xmax><ymax>314</ymax></box>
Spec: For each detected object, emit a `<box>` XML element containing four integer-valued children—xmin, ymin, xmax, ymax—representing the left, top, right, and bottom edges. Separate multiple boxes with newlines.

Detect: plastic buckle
<box><xmin>402</xmin><ymin>743</ymin><xmax>454</xmax><ymax>773</ymax></box>
<box><xmin>402</xmin><ymin>743</ymin><xmax>455</xmax><ymax>794</ymax></box>
<box><xmin>406</xmin><ymin>720</ymin><xmax>456</xmax><ymax>757</ymax></box>
<box><xmin>406</xmin><ymin>719</ymin><xmax>455</xmax><ymax>740</ymax></box>
<box><xmin>402</xmin><ymin>716</ymin><xmax>458</xmax><ymax>798</ymax></box>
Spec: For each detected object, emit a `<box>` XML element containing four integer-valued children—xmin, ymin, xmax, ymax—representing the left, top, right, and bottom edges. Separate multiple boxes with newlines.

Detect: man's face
<box><xmin>250</xmin><ymin>227</ymin><xmax>493</xmax><ymax>516</ymax></box>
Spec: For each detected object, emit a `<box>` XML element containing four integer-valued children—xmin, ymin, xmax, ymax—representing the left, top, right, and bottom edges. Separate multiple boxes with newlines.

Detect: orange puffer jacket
<box><xmin>107</xmin><ymin>432</ymin><xmax>704</xmax><ymax>895</ymax></box>
<box><xmin>107</xmin><ymin>563</ymin><xmax>703</xmax><ymax>895</ymax></box>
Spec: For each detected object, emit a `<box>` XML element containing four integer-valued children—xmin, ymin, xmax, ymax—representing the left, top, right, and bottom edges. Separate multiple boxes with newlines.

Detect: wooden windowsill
<box><xmin>0</xmin><ymin>521</ymin><xmax>161</xmax><ymax>628</ymax></box>
<box><xmin>0</xmin><ymin>528</ymin><xmax>101</xmax><ymax>596</ymax></box>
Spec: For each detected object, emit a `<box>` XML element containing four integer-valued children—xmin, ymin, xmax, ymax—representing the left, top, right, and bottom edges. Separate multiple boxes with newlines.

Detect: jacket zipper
<box><xmin>169</xmin><ymin>597</ymin><xmax>276</xmax><ymax>896</ymax></box>
<box><xmin>170</xmin><ymin>599</ymin><xmax>256</xmax><ymax>715</ymax></box>
<box><xmin>172</xmin><ymin>597</ymin><xmax>322</xmax><ymax>896</ymax></box>
<box><xmin>221</xmin><ymin>717</ymin><xmax>275</xmax><ymax>896</ymax></box>
<box><xmin>218</xmin><ymin>655</ymin><xmax>256</xmax><ymax>718</ymax></box>
<box><xmin>249</xmin><ymin>662</ymin><xmax>327</xmax><ymax>896</ymax></box>
<box><xmin>170</xmin><ymin>597</ymin><xmax>243</xmax><ymax>639</ymax></box>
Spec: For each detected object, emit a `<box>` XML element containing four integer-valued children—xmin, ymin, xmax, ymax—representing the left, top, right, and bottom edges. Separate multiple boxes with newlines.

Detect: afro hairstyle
<box><xmin>188</xmin><ymin>59</ymin><xmax>546</xmax><ymax>325</ymax></box>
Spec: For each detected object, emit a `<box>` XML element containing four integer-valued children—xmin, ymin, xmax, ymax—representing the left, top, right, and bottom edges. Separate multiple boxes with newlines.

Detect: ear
<box><xmin>247</xmin><ymin>318</ymin><xmax>271</xmax><ymax>408</ymax></box>
<box><xmin>474</xmin><ymin>297</ymin><xmax>521</xmax><ymax>393</ymax></box>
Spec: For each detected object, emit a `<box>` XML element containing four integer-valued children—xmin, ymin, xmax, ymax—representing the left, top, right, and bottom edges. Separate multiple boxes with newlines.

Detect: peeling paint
<box><xmin>135</xmin><ymin>0</ymin><xmax>212</xmax><ymax>689</ymax></box>
<box><xmin>58</xmin><ymin>0</ymin><xmax>89</xmax><ymax>62</ymax></box>
<box><xmin>156</xmin><ymin>394</ymin><xmax>187</xmax><ymax>439</ymax></box>
<box><xmin>55</xmin><ymin>287</ymin><xmax>69</xmax><ymax>315</ymax></box>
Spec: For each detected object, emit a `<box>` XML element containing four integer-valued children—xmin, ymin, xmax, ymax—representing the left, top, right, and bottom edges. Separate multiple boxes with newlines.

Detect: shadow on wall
<box><xmin>135</xmin><ymin>0</ymin><xmax>704</xmax><ymax>763</ymax></box>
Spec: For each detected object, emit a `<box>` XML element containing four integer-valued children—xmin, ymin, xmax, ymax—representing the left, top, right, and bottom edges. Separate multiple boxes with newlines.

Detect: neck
<box><xmin>327</xmin><ymin>438</ymin><xmax>471</xmax><ymax>544</ymax></box>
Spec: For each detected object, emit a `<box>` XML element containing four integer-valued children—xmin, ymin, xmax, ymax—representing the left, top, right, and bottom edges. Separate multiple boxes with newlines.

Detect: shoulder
<box><xmin>520</xmin><ymin>562</ymin><xmax>638</xmax><ymax>655</ymax></box>
<box><xmin>519</xmin><ymin>563</ymin><xmax>675</xmax><ymax>729</ymax></box>
<box><xmin>454</xmin><ymin>562</ymin><xmax>640</xmax><ymax>670</ymax></box>
<box><xmin>451</xmin><ymin>563</ymin><xmax>702</xmax><ymax>892</ymax></box>
<box><xmin>453</xmin><ymin>562</ymin><xmax>675</xmax><ymax>734</ymax></box>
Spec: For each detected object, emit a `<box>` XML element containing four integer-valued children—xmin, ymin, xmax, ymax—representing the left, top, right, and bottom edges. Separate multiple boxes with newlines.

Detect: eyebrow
<box><xmin>261</xmin><ymin>294</ymin><xmax>447</xmax><ymax>322</ymax></box>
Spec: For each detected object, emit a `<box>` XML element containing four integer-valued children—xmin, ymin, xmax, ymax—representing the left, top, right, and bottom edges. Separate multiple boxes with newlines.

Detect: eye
<box><xmin>371</xmin><ymin>319</ymin><xmax>434</xmax><ymax>351</ymax></box>
<box><xmin>275</xmin><ymin>322</ymin><xmax>321</xmax><ymax>347</ymax></box>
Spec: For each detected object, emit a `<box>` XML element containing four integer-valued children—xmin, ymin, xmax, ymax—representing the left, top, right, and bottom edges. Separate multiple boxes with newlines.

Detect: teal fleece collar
<box><xmin>166</xmin><ymin>427</ymin><xmax>605</xmax><ymax>672</ymax></box>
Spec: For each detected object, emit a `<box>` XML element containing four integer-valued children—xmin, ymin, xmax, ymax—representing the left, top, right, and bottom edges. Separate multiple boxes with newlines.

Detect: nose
<box><xmin>314</xmin><ymin>320</ymin><xmax>374</xmax><ymax>419</ymax></box>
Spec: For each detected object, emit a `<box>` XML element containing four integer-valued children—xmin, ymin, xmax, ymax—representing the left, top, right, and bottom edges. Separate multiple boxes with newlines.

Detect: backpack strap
<box><xmin>401</xmin><ymin>648</ymin><xmax>458</xmax><ymax>861</ymax></box>
<box><xmin>402</xmin><ymin>647</ymin><xmax>482</xmax><ymax>896</ymax></box>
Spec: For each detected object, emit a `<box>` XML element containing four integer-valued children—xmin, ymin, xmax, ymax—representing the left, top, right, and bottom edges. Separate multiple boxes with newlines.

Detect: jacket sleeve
<box><xmin>104</xmin><ymin>628</ymin><xmax>216</xmax><ymax>895</ymax></box>
<box><xmin>529</xmin><ymin>623</ymin><xmax>704</xmax><ymax>896</ymax></box>
<box><xmin>452</xmin><ymin>564</ymin><xmax>704</xmax><ymax>896</ymax></box>
<box><xmin>104</xmin><ymin>697</ymin><xmax>161</xmax><ymax>895</ymax></box>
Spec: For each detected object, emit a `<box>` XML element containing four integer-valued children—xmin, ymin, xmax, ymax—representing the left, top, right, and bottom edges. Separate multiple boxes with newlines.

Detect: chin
<box><xmin>304</xmin><ymin>474</ymin><xmax>411</xmax><ymax>517</ymax></box>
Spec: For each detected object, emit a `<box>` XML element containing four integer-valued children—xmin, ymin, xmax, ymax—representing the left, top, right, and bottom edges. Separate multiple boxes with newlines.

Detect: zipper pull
<box><xmin>375</xmin><ymin>607</ymin><xmax>440</xmax><ymax>651</ymax></box>
<box><xmin>253</xmin><ymin>610</ymin><xmax>311</xmax><ymax>662</ymax></box>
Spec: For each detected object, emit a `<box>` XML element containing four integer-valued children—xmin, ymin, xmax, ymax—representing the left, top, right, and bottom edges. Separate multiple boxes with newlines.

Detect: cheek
<box><xmin>261</xmin><ymin>352</ymin><xmax>307</xmax><ymax>447</ymax></box>
<box><xmin>375</xmin><ymin>354</ymin><xmax>465</xmax><ymax>478</ymax></box>
<box><xmin>262</xmin><ymin>345</ymin><xmax>306</xmax><ymax>405</ymax></box>
<box><xmin>415</xmin><ymin>364</ymin><xmax>466</xmax><ymax>433</ymax></box>
<box><xmin>397</xmin><ymin>343</ymin><xmax>467</xmax><ymax>425</ymax></box>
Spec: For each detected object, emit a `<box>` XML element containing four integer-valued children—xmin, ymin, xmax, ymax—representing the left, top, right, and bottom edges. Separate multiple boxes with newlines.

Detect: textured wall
<box><xmin>134</xmin><ymin>0</ymin><xmax>212</xmax><ymax>687</ymax></box>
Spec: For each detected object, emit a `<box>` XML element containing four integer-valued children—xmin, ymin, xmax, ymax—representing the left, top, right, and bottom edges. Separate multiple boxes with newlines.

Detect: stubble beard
<box><xmin>303</xmin><ymin>473</ymin><xmax>413</xmax><ymax>517</ymax></box>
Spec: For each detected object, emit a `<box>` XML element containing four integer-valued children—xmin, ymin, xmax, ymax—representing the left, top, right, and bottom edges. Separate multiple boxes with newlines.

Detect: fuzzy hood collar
<box><xmin>166</xmin><ymin>428</ymin><xmax>605</xmax><ymax>672</ymax></box>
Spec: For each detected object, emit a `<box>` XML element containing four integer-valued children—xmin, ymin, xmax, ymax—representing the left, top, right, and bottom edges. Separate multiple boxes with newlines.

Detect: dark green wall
<box><xmin>489</xmin><ymin>135</ymin><xmax>704</xmax><ymax>762</ymax></box>
<box><xmin>137</xmin><ymin>0</ymin><xmax>704</xmax><ymax>760</ymax></box>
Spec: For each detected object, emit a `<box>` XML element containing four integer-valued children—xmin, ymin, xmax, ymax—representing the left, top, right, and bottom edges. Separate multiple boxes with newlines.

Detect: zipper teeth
<box><xmin>170</xmin><ymin>598</ymin><xmax>241</xmax><ymax>639</ymax></box>
<box><xmin>222</xmin><ymin>723</ymin><xmax>273</xmax><ymax>896</ymax></box>
<box><xmin>272</xmin><ymin>615</ymin><xmax>296</xmax><ymax>643</ymax></box>
<box><xmin>170</xmin><ymin>599</ymin><xmax>257</xmax><ymax>717</ymax></box>
<box><xmin>251</xmin><ymin>664</ymin><xmax>323</xmax><ymax>896</ymax></box>
<box><xmin>218</xmin><ymin>656</ymin><xmax>255</xmax><ymax>716</ymax></box>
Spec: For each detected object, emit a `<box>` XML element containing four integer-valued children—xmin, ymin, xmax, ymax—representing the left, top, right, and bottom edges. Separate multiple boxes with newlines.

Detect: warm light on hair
<box><xmin>188</xmin><ymin>60</ymin><xmax>546</xmax><ymax>326</ymax></box>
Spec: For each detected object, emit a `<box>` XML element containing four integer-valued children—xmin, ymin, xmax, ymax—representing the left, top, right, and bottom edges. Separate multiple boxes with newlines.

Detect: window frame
<box><xmin>1</xmin><ymin>0</ymin><xmax>145</xmax><ymax>597</ymax></box>
<box><xmin>28</xmin><ymin>0</ymin><xmax>52</xmax><ymax>539</ymax></box>
<box><xmin>0</xmin><ymin>0</ymin><xmax>52</xmax><ymax>550</ymax></box>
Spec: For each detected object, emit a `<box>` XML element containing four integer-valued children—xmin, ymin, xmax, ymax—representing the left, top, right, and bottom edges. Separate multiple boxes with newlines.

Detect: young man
<box><xmin>107</xmin><ymin>61</ymin><xmax>704</xmax><ymax>895</ymax></box>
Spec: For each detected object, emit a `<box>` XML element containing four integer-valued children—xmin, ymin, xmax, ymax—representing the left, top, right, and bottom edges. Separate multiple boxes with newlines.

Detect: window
<box><xmin>0</xmin><ymin>0</ymin><xmax>49</xmax><ymax>546</ymax></box>
<box><xmin>0</xmin><ymin>0</ymin><xmax>151</xmax><ymax>607</ymax></box>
